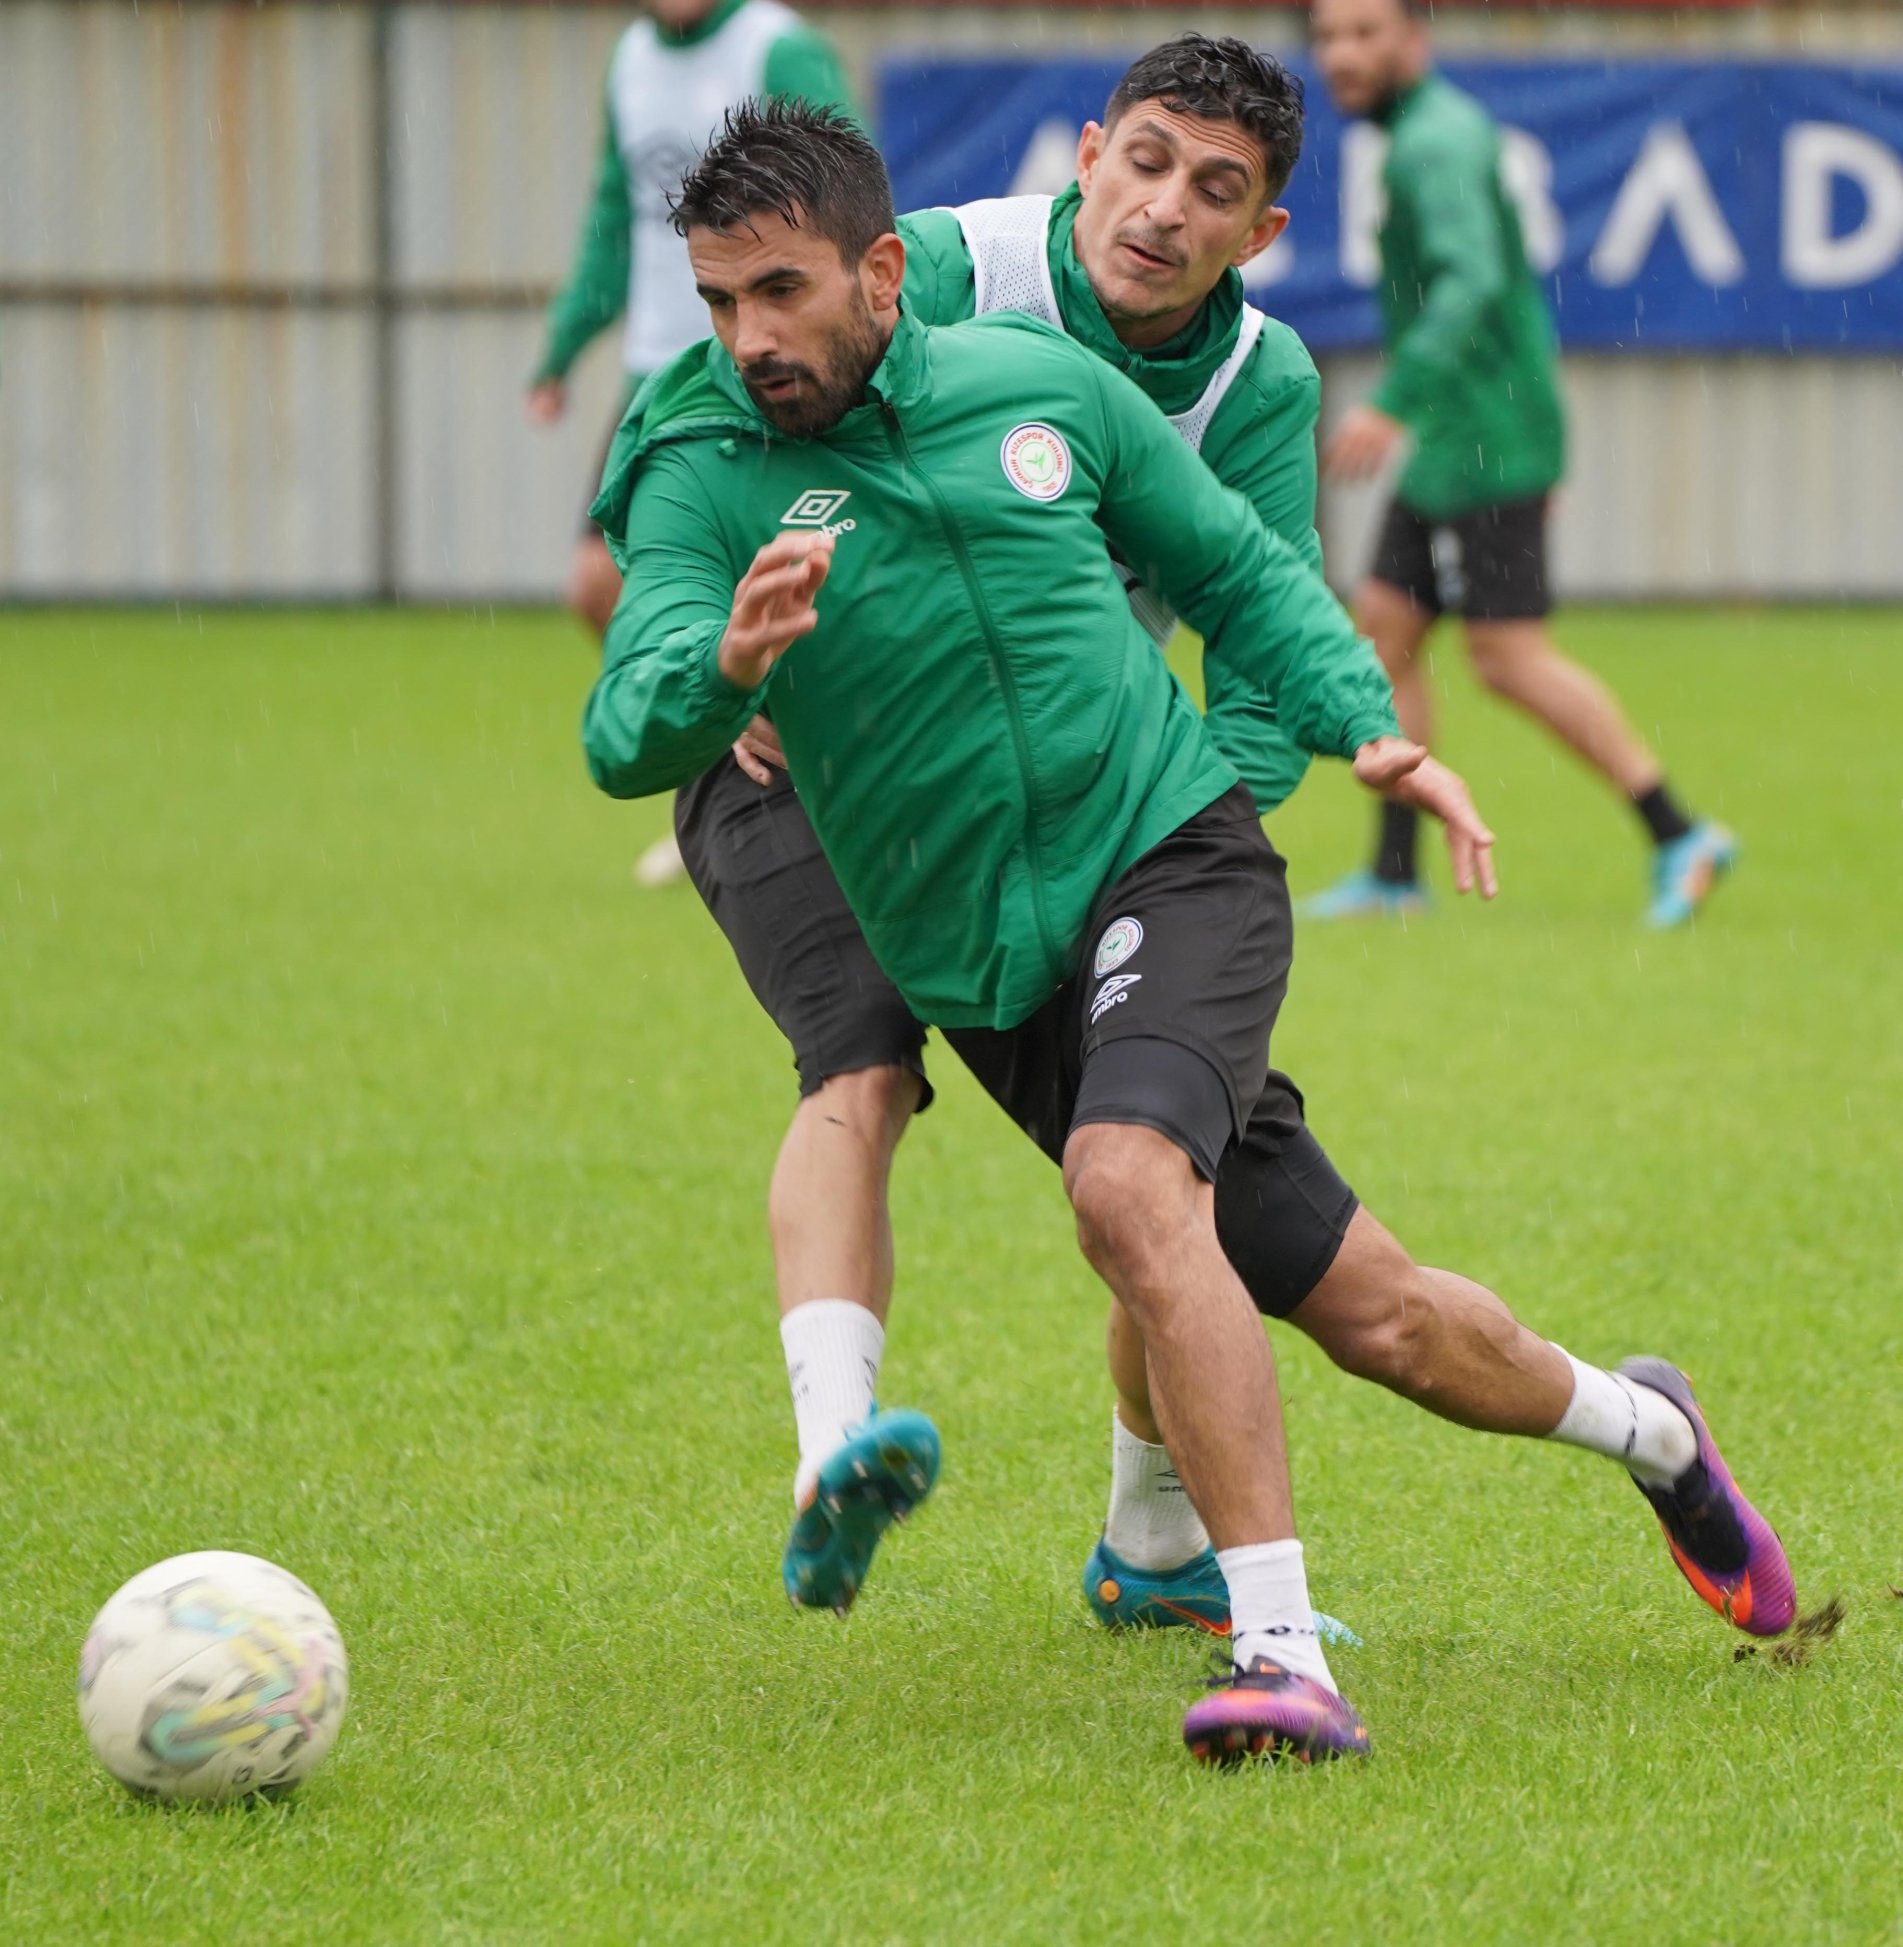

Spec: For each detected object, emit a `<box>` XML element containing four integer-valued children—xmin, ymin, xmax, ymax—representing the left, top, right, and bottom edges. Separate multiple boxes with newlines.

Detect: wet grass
<box><xmin>2</xmin><ymin>605</ymin><xmax>1898</xmax><ymax>1943</ymax></box>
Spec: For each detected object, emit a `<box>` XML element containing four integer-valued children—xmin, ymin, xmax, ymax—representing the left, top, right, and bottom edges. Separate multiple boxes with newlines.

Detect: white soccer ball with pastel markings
<box><xmin>78</xmin><ymin>1550</ymin><xmax>348</xmax><ymax>1802</ymax></box>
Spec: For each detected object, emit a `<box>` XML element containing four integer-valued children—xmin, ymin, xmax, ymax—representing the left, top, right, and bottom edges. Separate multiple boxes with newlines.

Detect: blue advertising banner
<box><xmin>878</xmin><ymin>57</ymin><xmax>1903</xmax><ymax>351</ymax></box>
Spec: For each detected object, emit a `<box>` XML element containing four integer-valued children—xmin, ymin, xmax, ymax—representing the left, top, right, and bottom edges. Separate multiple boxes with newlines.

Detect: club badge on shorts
<box><xmin>1001</xmin><ymin>423</ymin><xmax>1072</xmax><ymax>503</ymax></box>
<box><xmin>1093</xmin><ymin>916</ymin><xmax>1143</xmax><ymax>976</ymax></box>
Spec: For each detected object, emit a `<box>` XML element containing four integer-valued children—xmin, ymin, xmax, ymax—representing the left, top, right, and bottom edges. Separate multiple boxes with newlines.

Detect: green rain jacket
<box><xmin>583</xmin><ymin>308</ymin><xmax>1398</xmax><ymax>1031</ymax></box>
<box><xmin>1371</xmin><ymin>74</ymin><xmax>1567</xmax><ymax>519</ymax></box>
<box><xmin>899</xmin><ymin>183</ymin><xmax>1329</xmax><ymax>811</ymax></box>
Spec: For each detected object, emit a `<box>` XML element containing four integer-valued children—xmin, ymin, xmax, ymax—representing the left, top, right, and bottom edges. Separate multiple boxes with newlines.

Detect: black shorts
<box><xmin>679</xmin><ymin>766</ymin><xmax>1355</xmax><ymax>1319</ymax></box>
<box><xmin>674</xmin><ymin>755</ymin><xmax>931</xmax><ymax>1104</ymax></box>
<box><xmin>1371</xmin><ymin>491</ymin><xmax>1551</xmax><ymax>621</ymax></box>
<box><xmin>944</xmin><ymin>785</ymin><xmax>1358</xmax><ymax>1316</ymax></box>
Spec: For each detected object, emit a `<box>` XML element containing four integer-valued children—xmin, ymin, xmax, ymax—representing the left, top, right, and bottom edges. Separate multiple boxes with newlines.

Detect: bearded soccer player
<box><xmin>1306</xmin><ymin>0</ymin><xmax>1737</xmax><ymax>929</ymax></box>
<box><xmin>680</xmin><ymin>38</ymin><xmax>1395</xmax><ymax>1643</ymax></box>
<box><xmin>583</xmin><ymin>102</ymin><xmax>1796</xmax><ymax>1765</ymax></box>
<box><xmin>525</xmin><ymin>0</ymin><xmax>855</xmax><ymax>884</ymax></box>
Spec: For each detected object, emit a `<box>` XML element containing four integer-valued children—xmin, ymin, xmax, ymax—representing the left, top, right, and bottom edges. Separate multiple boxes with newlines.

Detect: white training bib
<box><xmin>951</xmin><ymin>193</ymin><xmax>1268</xmax><ymax>643</ymax></box>
<box><xmin>607</xmin><ymin>1</ymin><xmax>805</xmax><ymax>375</ymax></box>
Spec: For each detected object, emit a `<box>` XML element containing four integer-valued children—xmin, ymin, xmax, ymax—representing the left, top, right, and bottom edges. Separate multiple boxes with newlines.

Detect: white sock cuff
<box><xmin>1112</xmin><ymin>1409</ymin><xmax>1167</xmax><ymax>1463</ymax></box>
<box><xmin>779</xmin><ymin>1297</ymin><xmax>885</xmax><ymax>1366</ymax></box>
<box><xmin>1217</xmin><ymin>1538</ymin><xmax>1305</xmax><ymax>1578</ymax></box>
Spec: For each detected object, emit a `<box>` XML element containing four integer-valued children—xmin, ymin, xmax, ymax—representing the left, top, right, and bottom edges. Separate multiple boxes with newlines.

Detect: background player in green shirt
<box><xmin>524</xmin><ymin>1</ymin><xmax>854</xmax><ymax>883</ymax></box>
<box><xmin>1306</xmin><ymin>0</ymin><xmax>1738</xmax><ymax>930</ymax></box>
<box><xmin>527</xmin><ymin>0</ymin><xmax>854</xmax><ymax>636</ymax></box>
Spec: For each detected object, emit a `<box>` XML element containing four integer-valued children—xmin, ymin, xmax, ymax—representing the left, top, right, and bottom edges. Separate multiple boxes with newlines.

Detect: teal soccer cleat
<box><xmin>1085</xmin><ymin>1538</ymin><xmax>1231</xmax><ymax>1634</ymax></box>
<box><xmin>782</xmin><ymin>1408</ymin><xmax>940</xmax><ymax>1617</ymax></box>
<box><xmin>1082</xmin><ymin>1539</ymin><xmax>1362</xmax><ymax>1646</ymax></box>
<box><xmin>1296</xmin><ymin>869</ymin><xmax>1430</xmax><ymax>922</ymax></box>
<box><xmin>1645</xmin><ymin>821</ymin><xmax>1739</xmax><ymax>929</ymax></box>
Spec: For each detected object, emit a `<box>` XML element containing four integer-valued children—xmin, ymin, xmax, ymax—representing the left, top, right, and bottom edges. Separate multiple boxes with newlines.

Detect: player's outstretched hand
<box><xmin>525</xmin><ymin>380</ymin><xmax>566</xmax><ymax>427</ymax></box>
<box><xmin>718</xmin><ymin>533</ymin><xmax>833</xmax><ymax>691</ymax></box>
<box><xmin>1376</xmin><ymin>752</ymin><xmax>1499</xmax><ymax>899</ymax></box>
<box><xmin>1351</xmin><ymin>735</ymin><xmax>1428</xmax><ymax>792</ymax></box>
<box><xmin>733</xmin><ymin>714</ymin><xmax>788</xmax><ymax>785</ymax></box>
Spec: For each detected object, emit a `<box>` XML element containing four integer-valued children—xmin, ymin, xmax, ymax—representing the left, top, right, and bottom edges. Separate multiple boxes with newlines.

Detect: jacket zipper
<box><xmin>882</xmin><ymin>404</ymin><xmax>1059</xmax><ymax>971</ymax></box>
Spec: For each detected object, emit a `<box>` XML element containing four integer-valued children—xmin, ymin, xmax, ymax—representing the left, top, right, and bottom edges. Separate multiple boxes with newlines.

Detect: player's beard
<box><xmin>739</xmin><ymin>287</ymin><xmax>887</xmax><ymax>438</ymax></box>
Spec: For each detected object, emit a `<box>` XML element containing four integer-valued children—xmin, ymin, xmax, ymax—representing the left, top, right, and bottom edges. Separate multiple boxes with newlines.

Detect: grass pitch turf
<box><xmin>2</xmin><ymin>605</ymin><xmax>1899</xmax><ymax>1944</ymax></box>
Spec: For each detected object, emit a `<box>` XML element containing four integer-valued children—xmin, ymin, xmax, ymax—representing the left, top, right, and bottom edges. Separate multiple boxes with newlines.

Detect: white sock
<box><xmin>1549</xmin><ymin>1352</ymin><xmax>1697</xmax><ymax>1486</ymax></box>
<box><xmin>780</xmin><ymin>1299</ymin><xmax>883</xmax><ymax>1506</ymax></box>
<box><xmin>1102</xmin><ymin>1412</ymin><xmax>1211</xmax><ymax>1573</ymax></box>
<box><xmin>1219</xmin><ymin>1540</ymin><xmax>1337</xmax><ymax>1692</ymax></box>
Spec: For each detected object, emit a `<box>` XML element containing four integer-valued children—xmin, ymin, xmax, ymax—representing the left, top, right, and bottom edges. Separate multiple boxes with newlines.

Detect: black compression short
<box><xmin>676</xmin><ymin>767</ymin><xmax>1356</xmax><ymax>1319</ymax></box>
<box><xmin>943</xmin><ymin>786</ymin><xmax>1359</xmax><ymax>1315</ymax></box>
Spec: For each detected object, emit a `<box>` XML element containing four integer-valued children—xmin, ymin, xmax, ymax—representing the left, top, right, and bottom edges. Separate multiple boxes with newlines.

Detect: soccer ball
<box><xmin>78</xmin><ymin>1550</ymin><xmax>348</xmax><ymax>1802</ymax></box>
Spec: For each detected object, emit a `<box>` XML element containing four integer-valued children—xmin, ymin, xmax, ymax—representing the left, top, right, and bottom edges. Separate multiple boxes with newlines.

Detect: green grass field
<box><xmin>2</xmin><ymin>606</ymin><xmax>1899</xmax><ymax>1943</ymax></box>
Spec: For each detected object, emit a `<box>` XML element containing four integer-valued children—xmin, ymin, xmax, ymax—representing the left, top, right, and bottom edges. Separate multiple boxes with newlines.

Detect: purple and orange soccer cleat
<box><xmin>1182</xmin><ymin>1656</ymin><xmax>1371</xmax><ymax>1768</ymax></box>
<box><xmin>1618</xmin><ymin>1357</ymin><xmax>1795</xmax><ymax>1638</ymax></box>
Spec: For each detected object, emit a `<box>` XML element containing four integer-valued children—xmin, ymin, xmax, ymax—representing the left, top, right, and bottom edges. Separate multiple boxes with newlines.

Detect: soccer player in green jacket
<box><xmin>528</xmin><ymin>1</ymin><xmax>854</xmax><ymax>633</ymax></box>
<box><xmin>668</xmin><ymin>38</ymin><xmax>1401</xmax><ymax>1646</ymax></box>
<box><xmin>1307</xmin><ymin>0</ymin><xmax>1738</xmax><ymax>929</ymax></box>
<box><xmin>583</xmin><ymin>101</ymin><xmax>1796</xmax><ymax>1765</ymax></box>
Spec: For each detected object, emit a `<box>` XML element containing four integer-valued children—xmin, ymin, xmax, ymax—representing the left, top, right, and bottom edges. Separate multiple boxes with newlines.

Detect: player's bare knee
<box><xmin>1337</xmin><ymin>1277</ymin><xmax>1440</xmax><ymax>1391</ymax></box>
<box><xmin>804</xmin><ymin>1065</ymin><xmax>919</xmax><ymax>1160</ymax></box>
<box><xmin>1467</xmin><ymin>640</ymin><xmax>1518</xmax><ymax>697</ymax></box>
<box><xmin>830</xmin><ymin>1064</ymin><xmax>919</xmax><ymax>1147</ymax></box>
<box><xmin>1064</xmin><ymin>1128</ymin><xmax>1190</xmax><ymax>1294</ymax></box>
<box><xmin>1298</xmin><ymin>1217</ymin><xmax>1437</xmax><ymax>1387</ymax></box>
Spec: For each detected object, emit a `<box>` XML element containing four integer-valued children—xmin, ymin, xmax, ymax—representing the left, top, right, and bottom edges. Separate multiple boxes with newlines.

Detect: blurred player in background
<box><xmin>525</xmin><ymin>0</ymin><xmax>856</xmax><ymax>884</ymax></box>
<box><xmin>1306</xmin><ymin>0</ymin><xmax>1738</xmax><ymax>930</ymax></box>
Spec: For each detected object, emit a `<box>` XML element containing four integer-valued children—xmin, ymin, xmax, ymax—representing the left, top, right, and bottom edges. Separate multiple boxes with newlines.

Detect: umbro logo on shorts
<box><xmin>1090</xmin><ymin>972</ymin><xmax>1142</xmax><ymax>1025</ymax></box>
<box><xmin>781</xmin><ymin>489</ymin><xmax>857</xmax><ymax>537</ymax></box>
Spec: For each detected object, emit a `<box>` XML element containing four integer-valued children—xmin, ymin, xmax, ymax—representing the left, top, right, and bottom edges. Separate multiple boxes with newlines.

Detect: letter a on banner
<box><xmin>1783</xmin><ymin>122</ymin><xmax>1903</xmax><ymax>288</ymax></box>
<box><xmin>1590</xmin><ymin>121</ymin><xmax>1746</xmax><ymax>287</ymax></box>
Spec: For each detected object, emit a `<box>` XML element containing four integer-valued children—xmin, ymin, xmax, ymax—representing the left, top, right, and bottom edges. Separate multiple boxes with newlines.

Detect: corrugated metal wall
<box><xmin>2</xmin><ymin>1</ymin><xmax>1898</xmax><ymax>603</ymax></box>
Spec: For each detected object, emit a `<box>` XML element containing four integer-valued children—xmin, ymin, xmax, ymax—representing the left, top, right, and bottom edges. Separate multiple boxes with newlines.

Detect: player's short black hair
<box><xmin>670</xmin><ymin>98</ymin><xmax>896</xmax><ymax>265</ymax></box>
<box><xmin>1104</xmin><ymin>34</ymin><xmax>1306</xmax><ymax>203</ymax></box>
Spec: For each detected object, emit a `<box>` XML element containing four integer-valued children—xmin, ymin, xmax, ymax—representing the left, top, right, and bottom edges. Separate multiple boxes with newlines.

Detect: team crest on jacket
<box><xmin>1001</xmin><ymin>423</ymin><xmax>1072</xmax><ymax>502</ymax></box>
<box><xmin>1093</xmin><ymin>916</ymin><xmax>1143</xmax><ymax>976</ymax></box>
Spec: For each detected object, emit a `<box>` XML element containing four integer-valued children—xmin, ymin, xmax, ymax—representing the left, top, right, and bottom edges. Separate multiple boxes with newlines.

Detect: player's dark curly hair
<box><xmin>670</xmin><ymin>98</ymin><xmax>895</xmax><ymax>264</ymax></box>
<box><xmin>1105</xmin><ymin>34</ymin><xmax>1306</xmax><ymax>202</ymax></box>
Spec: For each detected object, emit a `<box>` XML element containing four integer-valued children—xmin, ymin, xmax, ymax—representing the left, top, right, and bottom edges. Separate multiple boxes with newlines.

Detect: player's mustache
<box><xmin>1117</xmin><ymin>229</ymin><xmax>1187</xmax><ymax>269</ymax></box>
<box><xmin>741</xmin><ymin>357</ymin><xmax>817</xmax><ymax>390</ymax></box>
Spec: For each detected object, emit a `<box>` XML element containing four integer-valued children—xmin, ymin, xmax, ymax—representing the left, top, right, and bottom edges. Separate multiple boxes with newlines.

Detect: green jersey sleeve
<box><xmin>534</xmin><ymin>90</ymin><xmax>633</xmax><ymax>386</ymax></box>
<box><xmin>897</xmin><ymin>208</ymin><xmax>978</xmax><ymax>326</ymax></box>
<box><xmin>583</xmin><ymin>447</ymin><xmax>765</xmax><ymax>797</ymax></box>
<box><xmin>1087</xmin><ymin>359</ymin><xmax>1399</xmax><ymax>774</ymax></box>
<box><xmin>1371</xmin><ymin>127</ymin><xmax>1511</xmax><ymax>426</ymax></box>
<box><xmin>762</xmin><ymin>26</ymin><xmax>861</xmax><ymax>122</ymax></box>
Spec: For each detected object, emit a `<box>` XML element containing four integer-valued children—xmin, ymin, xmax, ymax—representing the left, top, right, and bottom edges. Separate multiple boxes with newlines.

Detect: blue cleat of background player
<box><xmin>1083</xmin><ymin>1538</ymin><xmax>1362</xmax><ymax>1646</ymax></box>
<box><xmin>782</xmin><ymin>1408</ymin><xmax>940</xmax><ymax>1617</ymax></box>
<box><xmin>1645</xmin><ymin>821</ymin><xmax>1739</xmax><ymax>929</ymax></box>
<box><xmin>1296</xmin><ymin>868</ymin><xmax>1431</xmax><ymax>922</ymax></box>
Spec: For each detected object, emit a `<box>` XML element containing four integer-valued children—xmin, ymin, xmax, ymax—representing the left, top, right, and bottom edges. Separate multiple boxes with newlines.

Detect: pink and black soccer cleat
<box><xmin>1182</xmin><ymin>1656</ymin><xmax>1370</xmax><ymax>1768</ymax></box>
<box><xmin>1618</xmin><ymin>1357</ymin><xmax>1795</xmax><ymax>1638</ymax></box>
